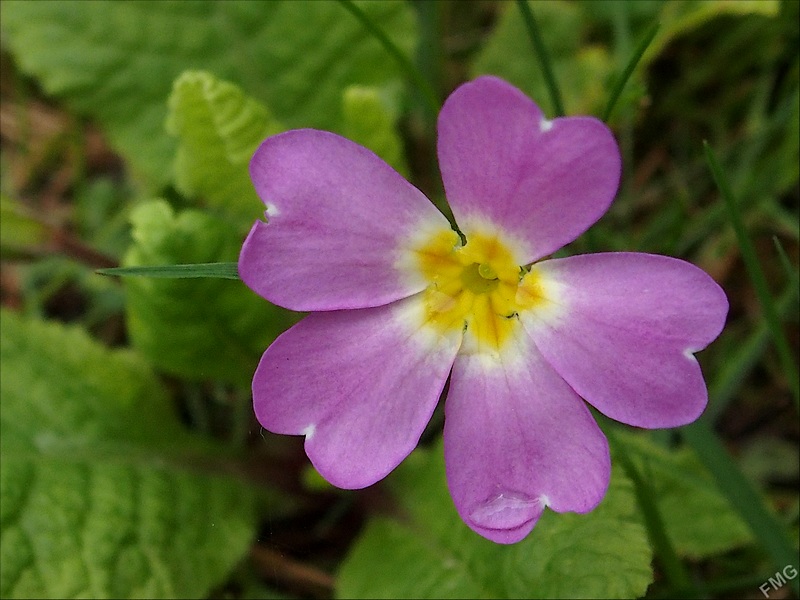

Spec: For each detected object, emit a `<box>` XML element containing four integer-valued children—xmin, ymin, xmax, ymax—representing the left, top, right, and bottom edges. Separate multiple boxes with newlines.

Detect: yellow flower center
<box><xmin>413</xmin><ymin>226</ymin><xmax>547</xmax><ymax>352</ymax></box>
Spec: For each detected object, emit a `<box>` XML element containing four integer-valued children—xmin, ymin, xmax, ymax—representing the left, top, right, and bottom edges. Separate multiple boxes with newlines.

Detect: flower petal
<box><xmin>437</xmin><ymin>76</ymin><xmax>621</xmax><ymax>262</ymax></box>
<box><xmin>253</xmin><ymin>295</ymin><xmax>461</xmax><ymax>489</ymax></box>
<box><xmin>521</xmin><ymin>253</ymin><xmax>729</xmax><ymax>428</ymax></box>
<box><xmin>444</xmin><ymin>329</ymin><xmax>610</xmax><ymax>544</ymax></box>
<box><xmin>239</xmin><ymin>129</ymin><xmax>450</xmax><ymax>311</ymax></box>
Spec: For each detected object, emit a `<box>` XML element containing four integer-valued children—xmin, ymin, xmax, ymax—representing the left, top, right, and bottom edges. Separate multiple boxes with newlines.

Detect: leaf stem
<box><xmin>515</xmin><ymin>0</ymin><xmax>565</xmax><ymax>117</ymax></box>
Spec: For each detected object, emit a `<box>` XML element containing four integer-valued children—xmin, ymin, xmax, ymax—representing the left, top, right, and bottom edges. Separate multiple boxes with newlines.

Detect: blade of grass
<box><xmin>96</xmin><ymin>262</ymin><xmax>240</xmax><ymax>279</ymax></box>
<box><xmin>515</xmin><ymin>0</ymin><xmax>565</xmax><ymax>117</ymax></box>
<box><xmin>409</xmin><ymin>0</ymin><xmax>455</xmax><ymax>227</ymax></box>
<box><xmin>706</xmin><ymin>278</ymin><xmax>799</xmax><ymax>421</ymax></box>
<box><xmin>414</xmin><ymin>0</ymin><xmax>443</xmax><ymax>126</ymax></box>
<box><xmin>704</xmin><ymin>141</ymin><xmax>800</xmax><ymax>408</ymax></box>
<box><xmin>677</xmin><ymin>89</ymin><xmax>797</xmax><ymax>255</ymax></box>
<box><xmin>602</xmin><ymin>21</ymin><xmax>660</xmax><ymax>122</ymax></box>
<box><xmin>773</xmin><ymin>236</ymin><xmax>800</xmax><ymax>290</ymax></box>
<box><xmin>681</xmin><ymin>420</ymin><xmax>799</xmax><ymax>595</ymax></box>
<box><xmin>337</xmin><ymin>0</ymin><xmax>440</xmax><ymax>120</ymax></box>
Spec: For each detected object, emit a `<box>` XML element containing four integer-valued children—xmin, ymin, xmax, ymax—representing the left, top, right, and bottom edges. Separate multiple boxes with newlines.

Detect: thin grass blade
<box><xmin>515</xmin><ymin>0</ymin><xmax>565</xmax><ymax>117</ymax></box>
<box><xmin>681</xmin><ymin>420</ymin><xmax>799</xmax><ymax>594</ymax></box>
<box><xmin>707</xmin><ymin>279</ymin><xmax>799</xmax><ymax>420</ymax></box>
<box><xmin>704</xmin><ymin>141</ymin><xmax>800</xmax><ymax>407</ymax></box>
<box><xmin>602</xmin><ymin>21</ymin><xmax>660</xmax><ymax>122</ymax></box>
<box><xmin>337</xmin><ymin>0</ymin><xmax>440</xmax><ymax>119</ymax></box>
<box><xmin>96</xmin><ymin>262</ymin><xmax>240</xmax><ymax>280</ymax></box>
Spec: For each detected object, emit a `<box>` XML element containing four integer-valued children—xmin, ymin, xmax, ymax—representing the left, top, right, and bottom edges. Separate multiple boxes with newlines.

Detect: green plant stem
<box><xmin>681</xmin><ymin>419</ymin><xmax>800</xmax><ymax>595</ymax></box>
<box><xmin>602</xmin><ymin>20</ymin><xmax>660</xmax><ymax>122</ymax></box>
<box><xmin>515</xmin><ymin>0</ymin><xmax>565</xmax><ymax>116</ymax></box>
<box><xmin>337</xmin><ymin>0</ymin><xmax>440</xmax><ymax>120</ymax></box>
<box><xmin>704</xmin><ymin>141</ymin><xmax>800</xmax><ymax>408</ymax></box>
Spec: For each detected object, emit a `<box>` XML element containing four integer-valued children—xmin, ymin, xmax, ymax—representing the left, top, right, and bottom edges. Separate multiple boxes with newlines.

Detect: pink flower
<box><xmin>239</xmin><ymin>76</ymin><xmax>728</xmax><ymax>543</ymax></box>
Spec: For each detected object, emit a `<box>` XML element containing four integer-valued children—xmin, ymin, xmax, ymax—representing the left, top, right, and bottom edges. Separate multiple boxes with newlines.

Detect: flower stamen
<box><xmin>411</xmin><ymin>226</ymin><xmax>547</xmax><ymax>352</ymax></box>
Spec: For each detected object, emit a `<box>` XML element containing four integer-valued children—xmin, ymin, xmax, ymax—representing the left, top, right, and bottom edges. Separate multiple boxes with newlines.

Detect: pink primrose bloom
<box><xmin>238</xmin><ymin>76</ymin><xmax>728</xmax><ymax>544</ymax></box>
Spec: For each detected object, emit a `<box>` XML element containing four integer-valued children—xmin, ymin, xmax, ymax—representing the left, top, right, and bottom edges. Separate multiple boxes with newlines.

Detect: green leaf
<box><xmin>0</xmin><ymin>0</ymin><xmax>418</xmax><ymax>186</ymax></box>
<box><xmin>0</xmin><ymin>309</ymin><xmax>257</xmax><ymax>598</ymax></box>
<box><xmin>337</xmin><ymin>440</ymin><xmax>652</xmax><ymax>599</ymax></box>
<box><xmin>167</xmin><ymin>71</ymin><xmax>283</xmax><ymax>226</ymax></box>
<box><xmin>615</xmin><ymin>431</ymin><xmax>754</xmax><ymax>559</ymax></box>
<box><xmin>342</xmin><ymin>85</ymin><xmax>409</xmax><ymax>177</ymax></box>
<box><xmin>122</xmin><ymin>200</ymin><xmax>299</xmax><ymax>385</ymax></box>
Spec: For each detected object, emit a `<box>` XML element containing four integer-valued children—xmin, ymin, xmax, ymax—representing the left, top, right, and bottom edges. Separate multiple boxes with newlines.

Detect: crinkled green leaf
<box><xmin>342</xmin><ymin>85</ymin><xmax>409</xmax><ymax>177</ymax></box>
<box><xmin>618</xmin><ymin>431</ymin><xmax>755</xmax><ymax>559</ymax></box>
<box><xmin>472</xmin><ymin>1</ymin><xmax>620</xmax><ymax>118</ymax></box>
<box><xmin>0</xmin><ymin>0</ymin><xmax>417</xmax><ymax>186</ymax></box>
<box><xmin>167</xmin><ymin>71</ymin><xmax>283</xmax><ymax>225</ymax></box>
<box><xmin>337</xmin><ymin>439</ymin><xmax>652</xmax><ymax>599</ymax></box>
<box><xmin>167</xmin><ymin>73</ymin><xmax>410</xmax><ymax>228</ymax></box>
<box><xmin>0</xmin><ymin>309</ymin><xmax>257</xmax><ymax>598</ymax></box>
<box><xmin>122</xmin><ymin>200</ymin><xmax>298</xmax><ymax>385</ymax></box>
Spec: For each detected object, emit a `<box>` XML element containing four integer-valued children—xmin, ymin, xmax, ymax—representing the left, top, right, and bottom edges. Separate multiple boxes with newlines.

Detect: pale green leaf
<box><xmin>337</xmin><ymin>440</ymin><xmax>653</xmax><ymax>599</ymax></box>
<box><xmin>167</xmin><ymin>71</ymin><xmax>283</xmax><ymax>225</ymax></box>
<box><xmin>342</xmin><ymin>85</ymin><xmax>409</xmax><ymax>177</ymax></box>
<box><xmin>122</xmin><ymin>200</ymin><xmax>299</xmax><ymax>385</ymax></box>
<box><xmin>618</xmin><ymin>431</ymin><xmax>754</xmax><ymax>559</ymax></box>
<box><xmin>0</xmin><ymin>310</ymin><xmax>257</xmax><ymax>598</ymax></box>
<box><xmin>0</xmin><ymin>0</ymin><xmax>417</xmax><ymax>186</ymax></box>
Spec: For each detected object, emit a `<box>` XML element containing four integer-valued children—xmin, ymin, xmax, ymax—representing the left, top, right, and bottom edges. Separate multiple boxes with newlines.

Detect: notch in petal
<box><xmin>444</xmin><ymin>330</ymin><xmax>610</xmax><ymax>544</ymax></box>
<box><xmin>253</xmin><ymin>295</ymin><xmax>461</xmax><ymax>489</ymax></box>
<box><xmin>437</xmin><ymin>76</ymin><xmax>621</xmax><ymax>262</ymax></box>
<box><xmin>240</xmin><ymin>129</ymin><xmax>450</xmax><ymax>312</ymax></box>
<box><xmin>522</xmin><ymin>253</ymin><xmax>729</xmax><ymax>428</ymax></box>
